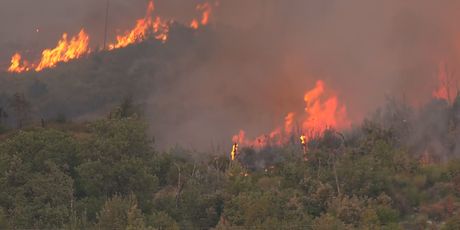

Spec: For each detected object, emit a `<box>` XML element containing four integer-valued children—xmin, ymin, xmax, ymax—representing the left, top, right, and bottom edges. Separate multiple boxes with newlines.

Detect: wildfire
<box><xmin>300</xmin><ymin>135</ymin><xmax>307</xmax><ymax>145</ymax></box>
<box><xmin>109</xmin><ymin>0</ymin><xmax>170</xmax><ymax>50</ymax></box>
<box><xmin>232</xmin><ymin>80</ymin><xmax>349</xmax><ymax>149</ymax></box>
<box><xmin>230</xmin><ymin>143</ymin><xmax>239</xmax><ymax>161</ymax></box>
<box><xmin>300</xmin><ymin>134</ymin><xmax>308</xmax><ymax>160</ymax></box>
<box><xmin>7</xmin><ymin>29</ymin><xmax>90</xmax><ymax>73</ymax></box>
<box><xmin>190</xmin><ymin>2</ymin><xmax>214</xmax><ymax>29</ymax></box>
<box><xmin>35</xmin><ymin>29</ymin><xmax>90</xmax><ymax>71</ymax></box>
<box><xmin>5</xmin><ymin>0</ymin><xmax>220</xmax><ymax>73</ymax></box>
<box><xmin>302</xmin><ymin>80</ymin><xmax>348</xmax><ymax>132</ymax></box>
<box><xmin>8</xmin><ymin>53</ymin><xmax>29</xmax><ymax>73</ymax></box>
<box><xmin>432</xmin><ymin>61</ymin><xmax>455</xmax><ymax>103</ymax></box>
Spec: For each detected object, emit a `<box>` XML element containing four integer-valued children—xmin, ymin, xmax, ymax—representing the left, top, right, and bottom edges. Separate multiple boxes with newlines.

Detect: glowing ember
<box><xmin>7</xmin><ymin>29</ymin><xmax>90</xmax><ymax>73</ymax></box>
<box><xmin>108</xmin><ymin>0</ymin><xmax>170</xmax><ymax>50</ymax></box>
<box><xmin>232</xmin><ymin>80</ymin><xmax>350</xmax><ymax>149</ymax></box>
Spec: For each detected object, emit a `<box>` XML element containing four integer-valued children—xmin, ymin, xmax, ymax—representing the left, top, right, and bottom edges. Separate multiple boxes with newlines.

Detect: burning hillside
<box><xmin>8</xmin><ymin>29</ymin><xmax>90</xmax><ymax>73</ymax></box>
<box><xmin>5</xmin><ymin>0</ymin><xmax>216</xmax><ymax>73</ymax></box>
<box><xmin>2</xmin><ymin>0</ymin><xmax>460</xmax><ymax>153</ymax></box>
<box><xmin>5</xmin><ymin>2</ymin><xmax>460</xmax><ymax>229</ymax></box>
<box><xmin>108</xmin><ymin>1</ymin><xmax>170</xmax><ymax>50</ymax></box>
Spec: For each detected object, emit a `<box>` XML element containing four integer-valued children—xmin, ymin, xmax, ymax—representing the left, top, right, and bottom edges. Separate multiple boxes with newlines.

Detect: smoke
<box><xmin>2</xmin><ymin>0</ymin><xmax>460</xmax><ymax>151</ymax></box>
<box><xmin>145</xmin><ymin>0</ymin><xmax>460</xmax><ymax>149</ymax></box>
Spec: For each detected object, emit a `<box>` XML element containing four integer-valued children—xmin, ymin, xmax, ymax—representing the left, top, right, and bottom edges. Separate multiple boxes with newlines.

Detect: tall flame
<box><xmin>231</xmin><ymin>143</ymin><xmax>238</xmax><ymax>161</ymax></box>
<box><xmin>35</xmin><ymin>29</ymin><xmax>90</xmax><ymax>71</ymax></box>
<box><xmin>232</xmin><ymin>80</ymin><xmax>349</xmax><ymax>149</ymax></box>
<box><xmin>432</xmin><ymin>61</ymin><xmax>455</xmax><ymax>103</ymax></box>
<box><xmin>7</xmin><ymin>29</ymin><xmax>90</xmax><ymax>73</ymax></box>
<box><xmin>8</xmin><ymin>53</ymin><xmax>29</xmax><ymax>73</ymax></box>
<box><xmin>302</xmin><ymin>80</ymin><xmax>348</xmax><ymax>133</ymax></box>
<box><xmin>108</xmin><ymin>0</ymin><xmax>169</xmax><ymax>50</ymax></box>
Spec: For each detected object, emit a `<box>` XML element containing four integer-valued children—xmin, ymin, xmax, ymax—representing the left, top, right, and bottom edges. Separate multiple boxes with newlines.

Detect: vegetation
<box><xmin>1</xmin><ymin>97</ymin><xmax>460</xmax><ymax>229</ymax></box>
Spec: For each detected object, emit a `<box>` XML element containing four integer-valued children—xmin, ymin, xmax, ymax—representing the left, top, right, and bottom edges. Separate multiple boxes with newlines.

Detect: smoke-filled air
<box><xmin>2</xmin><ymin>0</ymin><xmax>460</xmax><ymax>229</ymax></box>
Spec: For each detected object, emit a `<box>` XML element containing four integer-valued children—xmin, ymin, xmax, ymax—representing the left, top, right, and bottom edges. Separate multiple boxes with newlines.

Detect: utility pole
<box><xmin>103</xmin><ymin>0</ymin><xmax>110</xmax><ymax>50</ymax></box>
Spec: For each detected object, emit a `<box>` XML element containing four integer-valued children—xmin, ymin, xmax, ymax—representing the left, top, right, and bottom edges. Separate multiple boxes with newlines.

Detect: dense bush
<box><xmin>1</xmin><ymin>103</ymin><xmax>460</xmax><ymax>229</ymax></box>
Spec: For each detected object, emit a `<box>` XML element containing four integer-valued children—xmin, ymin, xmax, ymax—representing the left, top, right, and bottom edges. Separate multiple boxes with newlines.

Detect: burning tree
<box><xmin>300</xmin><ymin>134</ymin><xmax>308</xmax><ymax>160</ymax></box>
<box><xmin>230</xmin><ymin>143</ymin><xmax>239</xmax><ymax>161</ymax></box>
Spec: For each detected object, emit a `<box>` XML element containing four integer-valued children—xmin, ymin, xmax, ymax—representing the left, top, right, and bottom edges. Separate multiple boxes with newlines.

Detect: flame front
<box><xmin>5</xmin><ymin>0</ymin><xmax>214</xmax><ymax>73</ymax></box>
<box><xmin>7</xmin><ymin>29</ymin><xmax>90</xmax><ymax>73</ymax></box>
<box><xmin>232</xmin><ymin>80</ymin><xmax>349</xmax><ymax>149</ymax></box>
<box><xmin>109</xmin><ymin>0</ymin><xmax>170</xmax><ymax>50</ymax></box>
<box><xmin>35</xmin><ymin>29</ymin><xmax>90</xmax><ymax>71</ymax></box>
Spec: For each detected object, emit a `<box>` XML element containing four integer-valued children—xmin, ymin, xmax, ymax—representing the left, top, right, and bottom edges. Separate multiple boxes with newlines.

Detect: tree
<box><xmin>9</xmin><ymin>93</ymin><xmax>30</xmax><ymax>129</ymax></box>
<box><xmin>76</xmin><ymin>119</ymin><xmax>158</xmax><ymax>214</ymax></box>
<box><xmin>7</xmin><ymin>163</ymin><xmax>74</xmax><ymax>229</ymax></box>
<box><xmin>96</xmin><ymin>194</ymin><xmax>146</xmax><ymax>230</ymax></box>
<box><xmin>0</xmin><ymin>129</ymin><xmax>78</xmax><ymax>229</ymax></box>
<box><xmin>146</xmin><ymin>211</ymin><xmax>179</xmax><ymax>230</ymax></box>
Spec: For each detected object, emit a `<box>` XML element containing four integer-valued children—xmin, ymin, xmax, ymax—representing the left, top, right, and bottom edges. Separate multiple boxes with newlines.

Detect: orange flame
<box><xmin>7</xmin><ymin>29</ymin><xmax>90</xmax><ymax>73</ymax></box>
<box><xmin>432</xmin><ymin>61</ymin><xmax>454</xmax><ymax>103</ymax></box>
<box><xmin>5</xmin><ymin>0</ymin><xmax>203</xmax><ymax>73</ymax></box>
<box><xmin>109</xmin><ymin>0</ymin><xmax>169</xmax><ymax>50</ymax></box>
<box><xmin>300</xmin><ymin>135</ymin><xmax>307</xmax><ymax>145</ymax></box>
<box><xmin>231</xmin><ymin>143</ymin><xmax>238</xmax><ymax>161</ymax></box>
<box><xmin>190</xmin><ymin>20</ymin><xmax>199</xmax><ymax>29</ymax></box>
<box><xmin>302</xmin><ymin>80</ymin><xmax>349</xmax><ymax>133</ymax></box>
<box><xmin>35</xmin><ymin>29</ymin><xmax>90</xmax><ymax>71</ymax></box>
<box><xmin>190</xmin><ymin>2</ymin><xmax>214</xmax><ymax>29</ymax></box>
<box><xmin>7</xmin><ymin>53</ymin><xmax>29</xmax><ymax>73</ymax></box>
<box><xmin>232</xmin><ymin>80</ymin><xmax>349</xmax><ymax>149</ymax></box>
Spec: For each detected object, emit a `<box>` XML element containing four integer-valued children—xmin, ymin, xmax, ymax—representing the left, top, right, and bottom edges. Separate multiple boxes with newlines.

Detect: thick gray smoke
<box><xmin>1</xmin><ymin>0</ymin><xmax>460</xmax><ymax>151</ymax></box>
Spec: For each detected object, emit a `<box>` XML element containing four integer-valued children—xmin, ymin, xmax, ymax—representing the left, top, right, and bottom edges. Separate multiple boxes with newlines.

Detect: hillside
<box><xmin>0</xmin><ymin>24</ymin><xmax>214</xmax><ymax>121</ymax></box>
